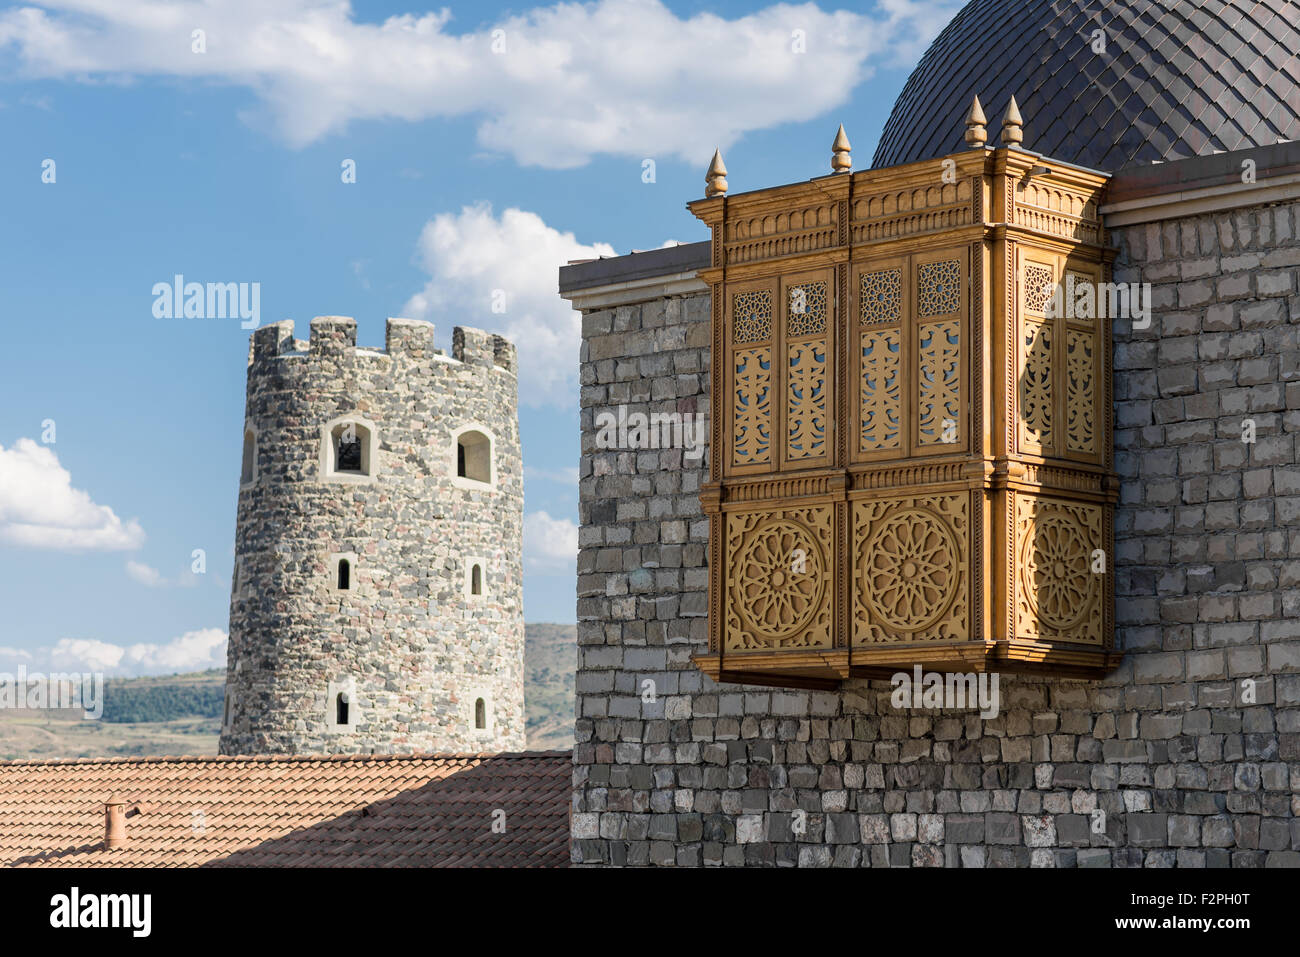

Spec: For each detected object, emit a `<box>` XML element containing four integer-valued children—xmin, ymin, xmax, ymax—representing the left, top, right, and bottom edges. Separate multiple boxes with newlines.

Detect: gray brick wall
<box><xmin>572</xmin><ymin>199</ymin><xmax>1300</xmax><ymax>867</ymax></box>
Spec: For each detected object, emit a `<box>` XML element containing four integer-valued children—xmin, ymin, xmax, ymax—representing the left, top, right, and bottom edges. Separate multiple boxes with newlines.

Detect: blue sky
<box><xmin>0</xmin><ymin>0</ymin><xmax>960</xmax><ymax>675</ymax></box>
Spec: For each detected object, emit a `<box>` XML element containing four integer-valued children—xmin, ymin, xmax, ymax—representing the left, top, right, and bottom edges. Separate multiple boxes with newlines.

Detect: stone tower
<box><xmin>219</xmin><ymin>315</ymin><xmax>525</xmax><ymax>755</ymax></box>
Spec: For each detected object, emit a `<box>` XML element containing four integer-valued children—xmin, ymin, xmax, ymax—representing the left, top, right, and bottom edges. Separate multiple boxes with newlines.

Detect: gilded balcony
<box><xmin>689</xmin><ymin>116</ymin><xmax>1123</xmax><ymax>689</ymax></box>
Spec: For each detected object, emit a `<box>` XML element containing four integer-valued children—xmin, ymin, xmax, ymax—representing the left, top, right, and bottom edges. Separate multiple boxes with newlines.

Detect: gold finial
<box><xmin>964</xmin><ymin>95</ymin><xmax>987</xmax><ymax>147</ymax></box>
<box><xmin>831</xmin><ymin>124</ymin><xmax>852</xmax><ymax>173</ymax></box>
<box><xmin>705</xmin><ymin>149</ymin><xmax>728</xmax><ymax>198</ymax></box>
<box><xmin>1001</xmin><ymin>96</ymin><xmax>1024</xmax><ymax>147</ymax></box>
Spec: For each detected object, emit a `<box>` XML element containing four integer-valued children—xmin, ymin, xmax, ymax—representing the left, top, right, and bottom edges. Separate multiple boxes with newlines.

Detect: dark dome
<box><xmin>872</xmin><ymin>0</ymin><xmax>1300</xmax><ymax>171</ymax></box>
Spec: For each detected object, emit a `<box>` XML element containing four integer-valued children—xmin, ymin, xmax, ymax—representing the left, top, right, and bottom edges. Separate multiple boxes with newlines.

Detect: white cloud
<box><xmin>126</xmin><ymin>560</ymin><xmax>164</xmax><ymax>586</ymax></box>
<box><xmin>122</xmin><ymin>628</ymin><xmax>228</xmax><ymax>674</ymax></box>
<box><xmin>0</xmin><ymin>0</ymin><xmax>961</xmax><ymax>167</ymax></box>
<box><xmin>47</xmin><ymin>637</ymin><xmax>125</xmax><ymax>673</ymax></box>
<box><xmin>524</xmin><ymin>510</ymin><xmax>578</xmax><ymax>572</ymax></box>
<box><xmin>0</xmin><ymin>439</ymin><xmax>145</xmax><ymax>550</ymax></box>
<box><xmin>403</xmin><ymin>203</ymin><xmax>616</xmax><ymax>406</ymax></box>
<box><xmin>4</xmin><ymin>629</ymin><xmax>230</xmax><ymax>677</ymax></box>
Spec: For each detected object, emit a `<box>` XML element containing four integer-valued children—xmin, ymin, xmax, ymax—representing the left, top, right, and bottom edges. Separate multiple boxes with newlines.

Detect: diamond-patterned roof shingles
<box><xmin>0</xmin><ymin>752</ymin><xmax>571</xmax><ymax>868</ymax></box>
<box><xmin>872</xmin><ymin>0</ymin><xmax>1300</xmax><ymax>172</ymax></box>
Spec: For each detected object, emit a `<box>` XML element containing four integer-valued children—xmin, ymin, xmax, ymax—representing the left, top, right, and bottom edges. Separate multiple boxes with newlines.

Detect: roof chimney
<box><xmin>104</xmin><ymin>794</ymin><xmax>127</xmax><ymax>850</ymax></box>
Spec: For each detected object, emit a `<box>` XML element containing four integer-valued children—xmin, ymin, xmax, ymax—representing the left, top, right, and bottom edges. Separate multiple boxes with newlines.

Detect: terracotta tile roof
<box><xmin>0</xmin><ymin>751</ymin><xmax>571</xmax><ymax>868</ymax></box>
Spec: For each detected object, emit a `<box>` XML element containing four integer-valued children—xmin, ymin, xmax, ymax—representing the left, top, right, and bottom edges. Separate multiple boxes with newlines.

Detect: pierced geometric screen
<box><xmin>733</xmin><ymin>290</ymin><xmax>772</xmax><ymax>343</ymax></box>
<box><xmin>860</xmin><ymin>269</ymin><xmax>901</xmax><ymax>324</ymax></box>
<box><xmin>787</xmin><ymin>281</ymin><xmax>827</xmax><ymax>337</ymax></box>
<box><xmin>1023</xmin><ymin>264</ymin><xmax>1054</xmax><ymax>315</ymax></box>
<box><xmin>917</xmin><ymin>259</ymin><xmax>960</xmax><ymax>317</ymax></box>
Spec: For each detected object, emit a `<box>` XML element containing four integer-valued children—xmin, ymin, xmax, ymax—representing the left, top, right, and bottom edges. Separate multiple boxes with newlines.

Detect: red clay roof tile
<box><xmin>0</xmin><ymin>750</ymin><xmax>571</xmax><ymax>868</ymax></box>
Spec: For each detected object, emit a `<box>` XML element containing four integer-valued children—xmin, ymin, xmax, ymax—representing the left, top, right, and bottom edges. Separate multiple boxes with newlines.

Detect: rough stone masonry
<box><xmin>221</xmin><ymin>316</ymin><xmax>526</xmax><ymax>756</ymax></box>
<box><xmin>564</xmin><ymin>150</ymin><xmax>1300</xmax><ymax>867</ymax></box>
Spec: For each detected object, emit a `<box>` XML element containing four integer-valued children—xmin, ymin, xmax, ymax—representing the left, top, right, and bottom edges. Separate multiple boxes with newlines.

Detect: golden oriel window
<box><xmin>691</xmin><ymin>146</ymin><xmax>1121</xmax><ymax>689</ymax></box>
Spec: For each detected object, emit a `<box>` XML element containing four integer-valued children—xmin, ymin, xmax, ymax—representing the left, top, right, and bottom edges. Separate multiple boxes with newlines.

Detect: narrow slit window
<box><xmin>240</xmin><ymin>428</ymin><xmax>256</xmax><ymax>485</ymax></box>
<box><xmin>471</xmin><ymin>563</ymin><xmax>483</xmax><ymax>596</ymax></box>
<box><xmin>475</xmin><ymin>697</ymin><xmax>486</xmax><ymax>730</ymax></box>
<box><xmin>336</xmin><ymin>692</ymin><xmax>349</xmax><ymax>726</ymax></box>
<box><xmin>337</xmin><ymin>558</ymin><xmax>351</xmax><ymax>591</ymax></box>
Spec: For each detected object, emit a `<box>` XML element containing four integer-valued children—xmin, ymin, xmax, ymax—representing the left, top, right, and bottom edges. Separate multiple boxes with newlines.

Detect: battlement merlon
<box><xmin>385</xmin><ymin>317</ymin><xmax>436</xmax><ymax>356</ymax></box>
<box><xmin>249</xmin><ymin>320</ymin><xmax>296</xmax><ymax>364</ymax></box>
<box><xmin>454</xmin><ymin>326</ymin><xmax>517</xmax><ymax>373</ymax></box>
<box><xmin>248</xmin><ymin>317</ymin><xmax>516</xmax><ymax>371</ymax></box>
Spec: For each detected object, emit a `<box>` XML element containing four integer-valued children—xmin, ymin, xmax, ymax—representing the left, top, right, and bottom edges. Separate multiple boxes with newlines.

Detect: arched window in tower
<box><xmin>240</xmin><ymin>426</ymin><xmax>257</xmax><ymax>487</ymax></box>
<box><xmin>321</xmin><ymin>417</ymin><xmax>378</xmax><ymax>483</ymax></box>
<box><xmin>335</xmin><ymin>691</ymin><xmax>349</xmax><ymax>726</ymax></box>
<box><xmin>474</xmin><ymin>697</ymin><xmax>486</xmax><ymax>730</ymax></box>
<box><xmin>454</xmin><ymin>428</ymin><xmax>492</xmax><ymax>485</ymax></box>
<box><xmin>334</xmin><ymin>423</ymin><xmax>365</xmax><ymax>473</ymax></box>
<box><xmin>471</xmin><ymin>563</ymin><xmax>482</xmax><ymax>596</ymax></box>
<box><xmin>337</xmin><ymin>558</ymin><xmax>351</xmax><ymax>591</ymax></box>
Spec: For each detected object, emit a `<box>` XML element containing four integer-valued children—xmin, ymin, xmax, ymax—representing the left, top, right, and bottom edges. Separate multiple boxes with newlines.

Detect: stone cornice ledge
<box><xmin>1101</xmin><ymin>171</ymin><xmax>1300</xmax><ymax>227</ymax></box>
<box><xmin>559</xmin><ymin>270</ymin><xmax>708</xmax><ymax>311</ymax></box>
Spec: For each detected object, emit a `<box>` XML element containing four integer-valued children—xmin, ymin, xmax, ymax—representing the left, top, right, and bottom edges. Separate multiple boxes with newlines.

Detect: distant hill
<box><xmin>524</xmin><ymin>622</ymin><xmax>577</xmax><ymax>751</ymax></box>
<box><xmin>0</xmin><ymin>623</ymin><xmax>576</xmax><ymax>760</ymax></box>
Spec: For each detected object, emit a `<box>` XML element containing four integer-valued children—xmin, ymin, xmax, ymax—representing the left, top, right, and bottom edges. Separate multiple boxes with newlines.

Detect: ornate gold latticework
<box><xmin>1066</xmin><ymin>330</ymin><xmax>1095</xmax><ymax>454</ymax></box>
<box><xmin>786</xmin><ymin>340</ymin><xmax>827</xmax><ymax>461</ymax></box>
<box><xmin>917</xmin><ymin>320</ymin><xmax>960</xmax><ymax>446</ymax></box>
<box><xmin>787</xmin><ymin>281</ymin><xmax>828</xmax><ymax>337</ymax></box>
<box><xmin>691</xmin><ymin>139</ymin><xmax>1117</xmax><ymax>687</ymax></box>
<box><xmin>732</xmin><ymin>290</ymin><xmax>772</xmax><ymax>343</ymax></box>
<box><xmin>860</xmin><ymin>329</ymin><xmax>901</xmax><ymax>452</ymax></box>
<box><xmin>917</xmin><ymin>259</ymin><xmax>960</xmax><ymax>317</ymax></box>
<box><xmin>861</xmin><ymin>269</ymin><xmax>901</xmax><ymax>324</ymax></box>
<box><xmin>733</xmin><ymin>348</ymin><xmax>771</xmax><ymax>466</ymax></box>
<box><xmin>1023</xmin><ymin>263</ymin><xmax>1054</xmax><ymax>314</ymax></box>
<box><xmin>1020</xmin><ymin>320</ymin><xmax>1053</xmax><ymax>449</ymax></box>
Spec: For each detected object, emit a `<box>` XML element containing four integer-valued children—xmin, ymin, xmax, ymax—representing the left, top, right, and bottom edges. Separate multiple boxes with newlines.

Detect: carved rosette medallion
<box><xmin>726</xmin><ymin>507</ymin><xmax>833</xmax><ymax>651</ymax></box>
<box><xmin>1014</xmin><ymin>496</ymin><xmax>1103</xmax><ymax>643</ymax></box>
<box><xmin>853</xmin><ymin>493</ymin><xmax>969</xmax><ymax>643</ymax></box>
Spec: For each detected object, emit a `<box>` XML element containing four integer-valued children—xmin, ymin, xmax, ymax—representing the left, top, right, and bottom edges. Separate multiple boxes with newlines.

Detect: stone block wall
<box><xmin>571</xmin><ymin>199</ymin><xmax>1300</xmax><ymax>867</ymax></box>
